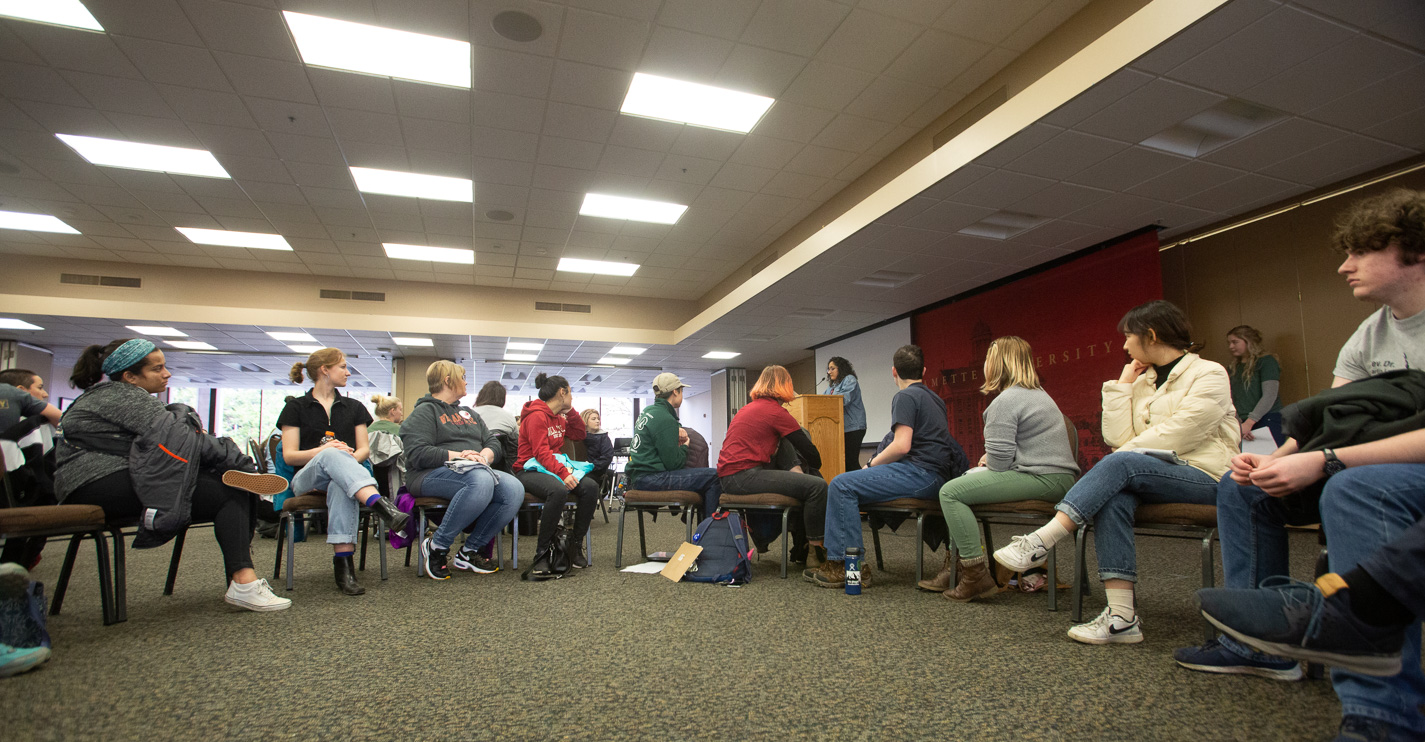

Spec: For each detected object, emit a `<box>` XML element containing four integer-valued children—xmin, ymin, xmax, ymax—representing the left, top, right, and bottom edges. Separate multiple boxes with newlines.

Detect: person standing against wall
<box><xmin>1225</xmin><ymin>326</ymin><xmax>1284</xmax><ymax>446</ymax></box>
<box><xmin>826</xmin><ymin>357</ymin><xmax>866</xmax><ymax>473</ymax></box>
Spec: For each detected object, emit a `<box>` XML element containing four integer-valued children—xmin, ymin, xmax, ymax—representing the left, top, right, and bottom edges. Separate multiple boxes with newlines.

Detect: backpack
<box><xmin>686</xmin><ymin>511</ymin><xmax>753</xmax><ymax>585</ymax></box>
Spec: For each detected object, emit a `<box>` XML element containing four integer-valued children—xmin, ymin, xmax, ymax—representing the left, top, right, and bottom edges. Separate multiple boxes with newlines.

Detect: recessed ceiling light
<box><xmin>393</xmin><ymin>336</ymin><xmax>434</xmax><ymax>347</ymax></box>
<box><xmin>127</xmin><ymin>325</ymin><xmax>187</xmax><ymax>337</ymax></box>
<box><xmin>703</xmin><ymin>351</ymin><xmax>740</xmax><ymax>360</ymax></box>
<box><xmin>165</xmin><ymin>340</ymin><xmax>217</xmax><ymax>350</ymax></box>
<box><xmin>176</xmin><ymin>227</ymin><xmax>292</xmax><ymax>251</ymax></box>
<box><xmin>382</xmin><ymin>243</ymin><xmax>475</xmax><ymax>264</ymax></box>
<box><xmin>0</xmin><ymin>209</ymin><xmax>80</xmax><ymax>234</ymax></box>
<box><xmin>267</xmin><ymin>331</ymin><xmax>316</xmax><ymax>342</ymax></box>
<box><xmin>597</xmin><ymin>356</ymin><xmax>631</xmax><ymax>365</ymax></box>
<box><xmin>0</xmin><ymin>0</ymin><xmax>104</xmax><ymax>32</ymax></box>
<box><xmin>56</xmin><ymin>134</ymin><xmax>230</xmax><ymax>178</ymax></box>
<box><xmin>282</xmin><ymin>11</ymin><xmax>471</xmax><ymax>88</ymax></box>
<box><xmin>287</xmin><ymin>344</ymin><xmax>324</xmax><ymax>354</ymax></box>
<box><xmin>0</xmin><ymin>318</ymin><xmax>43</xmax><ymax>331</ymax></box>
<box><xmin>506</xmin><ymin>342</ymin><xmax>544</xmax><ymax>351</ymax></box>
<box><xmin>620</xmin><ymin>72</ymin><xmax>774</xmax><ymax>133</ymax></box>
<box><xmin>579</xmin><ymin>193</ymin><xmax>686</xmax><ymax>225</ymax></box>
<box><xmin>351</xmin><ymin>166</ymin><xmax>472</xmax><ymax>202</ymax></box>
<box><xmin>503</xmin><ymin>353</ymin><xmax>539</xmax><ymax>362</ymax></box>
<box><xmin>557</xmin><ymin>257</ymin><xmax>639</xmax><ymax>277</ymax></box>
<box><xmin>609</xmin><ymin>346</ymin><xmax>645</xmax><ymax>355</ymax></box>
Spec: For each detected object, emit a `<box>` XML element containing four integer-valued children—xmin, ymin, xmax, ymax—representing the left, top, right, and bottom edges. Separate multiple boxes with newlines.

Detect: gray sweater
<box><xmin>982</xmin><ymin>385</ymin><xmax>1080</xmax><ymax>477</ymax></box>
<box><xmin>55</xmin><ymin>381</ymin><xmax>167</xmax><ymax>500</ymax></box>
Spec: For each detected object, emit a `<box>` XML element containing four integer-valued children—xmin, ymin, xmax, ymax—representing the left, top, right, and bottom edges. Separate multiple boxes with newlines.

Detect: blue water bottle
<box><xmin>845</xmin><ymin>547</ymin><xmax>863</xmax><ymax>595</ymax></box>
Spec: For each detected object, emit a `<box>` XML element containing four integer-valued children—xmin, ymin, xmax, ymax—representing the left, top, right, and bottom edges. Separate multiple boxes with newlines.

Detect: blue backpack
<box><xmin>686</xmin><ymin>511</ymin><xmax>753</xmax><ymax>585</ymax></box>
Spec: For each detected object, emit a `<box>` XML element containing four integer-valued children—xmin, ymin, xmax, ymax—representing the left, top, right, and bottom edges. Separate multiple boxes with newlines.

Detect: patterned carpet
<box><xmin>3</xmin><ymin>510</ymin><xmax>1347</xmax><ymax>741</ymax></box>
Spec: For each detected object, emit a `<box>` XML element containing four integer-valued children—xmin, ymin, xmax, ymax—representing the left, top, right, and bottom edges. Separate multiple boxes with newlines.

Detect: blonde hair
<box><xmin>749</xmin><ymin>365</ymin><xmax>796</xmax><ymax>403</ymax></box>
<box><xmin>581</xmin><ymin>408</ymin><xmax>600</xmax><ymax>431</ymax></box>
<box><xmin>370</xmin><ymin>394</ymin><xmax>402</xmax><ymax>418</ymax></box>
<box><xmin>981</xmin><ymin>336</ymin><xmax>1041</xmax><ymax>394</ymax></box>
<box><xmin>1227</xmin><ymin>325</ymin><xmax>1272</xmax><ymax>381</ymax></box>
<box><xmin>425</xmin><ymin>360</ymin><xmax>465</xmax><ymax>394</ymax></box>
<box><xmin>290</xmin><ymin>347</ymin><xmax>344</xmax><ymax>384</ymax></box>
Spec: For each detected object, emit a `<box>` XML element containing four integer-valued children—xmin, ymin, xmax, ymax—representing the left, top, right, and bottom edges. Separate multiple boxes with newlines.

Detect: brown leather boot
<box><xmin>917</xmin><ymin>551</ymin><xmax>955</xmax><ymax>592</ymax></box>
<box><xmin>943</xmin><ymin>556</ymin><xmax>997</xmax><ymax>602</ymax></box>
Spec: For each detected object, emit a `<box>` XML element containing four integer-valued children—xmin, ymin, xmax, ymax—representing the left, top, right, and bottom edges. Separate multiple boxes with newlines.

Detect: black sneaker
<box><xmin>421</xmin><ymin>537</ymin><xmax>450</xmax><ymax>580</ymax></box>
<box><xmin>569</xmin><ymin>543</ymin><xmax>590</xmax><ymax>569</ymax></box>
<box><xmin>452</xmin><ymin>549</ymin><xmax>499</xmax><ymax>574</ymax></box>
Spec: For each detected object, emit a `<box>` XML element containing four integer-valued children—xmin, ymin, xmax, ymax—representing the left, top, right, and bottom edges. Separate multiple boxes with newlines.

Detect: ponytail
<box><xmin>534</xmin><ymin>373</ymin><xmax>568</xmax><ymax>402</ymax></box>
<box><xmin>288</xmin><ymin>362</ymin><xmax>306</xmax><ymax>384</ymax></box>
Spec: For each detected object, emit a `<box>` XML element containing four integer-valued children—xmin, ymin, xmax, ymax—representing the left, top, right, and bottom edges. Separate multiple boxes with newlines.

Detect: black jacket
<box><xmin>584</xmin><ymin>431</ymin><xmax>613</xmax><ymax>473</ymax></box>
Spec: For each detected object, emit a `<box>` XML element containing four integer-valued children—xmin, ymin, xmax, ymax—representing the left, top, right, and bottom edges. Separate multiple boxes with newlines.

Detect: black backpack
<box><xmin>686</xmin><ymin>511</ymin><xmax>753</xmax><ymax>585</ymax></box>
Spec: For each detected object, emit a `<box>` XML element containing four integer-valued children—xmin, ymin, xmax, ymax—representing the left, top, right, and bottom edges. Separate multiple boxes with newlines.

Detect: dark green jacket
<box><xmin>625</xmin><ymin>397</ymin><xmax>686</xmax><ymax>486</ymax></box>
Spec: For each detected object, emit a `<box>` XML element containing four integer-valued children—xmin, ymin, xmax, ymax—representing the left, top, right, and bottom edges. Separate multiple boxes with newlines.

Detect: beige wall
<box><xmin>1161</xmin><ymin>168</ymin><xmax>1425</xmax><ymax>405</ymax></box>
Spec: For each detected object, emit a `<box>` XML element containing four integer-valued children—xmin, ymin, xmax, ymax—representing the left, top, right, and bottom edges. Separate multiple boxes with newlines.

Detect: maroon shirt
<box><xmin>717</xmin><ymin>397</ymin><xmax>801</xmax><ymax>478</ymax></box>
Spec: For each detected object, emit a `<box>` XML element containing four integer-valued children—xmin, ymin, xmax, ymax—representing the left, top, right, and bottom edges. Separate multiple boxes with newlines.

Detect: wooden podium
<box><xmin>786</xmin><ymin>394</ymin><xmax>844</xmax><ymax>483</ymax></box>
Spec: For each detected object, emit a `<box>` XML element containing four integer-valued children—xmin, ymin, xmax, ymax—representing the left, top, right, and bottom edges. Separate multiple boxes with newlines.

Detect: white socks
<box><xmin>1031</xmin><ymin>518</ymin><xmax>1071</xmax><ymax>550</ymax></box>
<box><xmin>1106</xmin><ymin>587</ymin><xmax>1136</xmax><ymax>620</ymax></box>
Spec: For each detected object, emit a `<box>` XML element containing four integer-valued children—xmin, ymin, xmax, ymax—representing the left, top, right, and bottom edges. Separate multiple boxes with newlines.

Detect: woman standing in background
<box><xmin>826</xmin><ymin>356</ymin><xmax>866</xmax><ymax>473</ymax></box>
<box><xmin>1225</xmin><ymin>326</ymin><xmax>1284</xmax><ymax>446</ymax></box>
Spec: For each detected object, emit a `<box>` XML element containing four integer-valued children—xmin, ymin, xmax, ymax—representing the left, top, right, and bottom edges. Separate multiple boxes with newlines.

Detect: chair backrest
<box><xmin>562</xmin><ymin>439</ymin><xmax>588</xmax><ymax>461</ymax></box>
<box><xmin>266</xmin><ymin>433</ymin><xmax>282</xmax><ymax>469</ymax></box>
<box><xmin>1062</xmin><ymin>414</ymin><xmax>1079</xmax><ymax>469</ymax></box>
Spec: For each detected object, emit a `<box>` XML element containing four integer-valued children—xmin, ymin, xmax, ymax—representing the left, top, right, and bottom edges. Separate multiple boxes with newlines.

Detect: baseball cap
<box><xmin>651</xmin><ymin>372</ymin><xmax>688</xmax><ymax>396</ymax></box>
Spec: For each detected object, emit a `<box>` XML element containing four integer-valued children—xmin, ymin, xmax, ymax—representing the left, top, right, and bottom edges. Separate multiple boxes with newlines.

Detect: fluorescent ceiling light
<box><xmin>177</xmin><ymin>227</ymin><xmax>291</xmax><ymax>251</ymax></box>
<box><xmin>267</xmin><ymin>331</ymin><xmax>316</xmax><ymax>342</ymax></box>
<box><xmin>287</xmin><ymin>344</ymin><xmax>324</xmax><ymax>354</ymax></box>
<box><xmin>506</xmin><ymin>342</ymin><xmax>544</xmax><ymax>351</ymax></box>
<box><xmin>382</xmin><ymin>243</ymin><xmax>475</xmax><ymax>264</ymax></box>
<box><xmin>127</xmin><ymin>325</ymin><xmax>187</xmax><ymax>337</ymax></box>
<box><xmin>504</xmin><ymin>354</ymin><xmax>539</xmax><ymax>362</ymax></box>
<box><xmin>0</xmin><ymin>210</ymin><xmax>80</xmax><ymax>234</ymax></box>
<box><xmin>0</xmin><ymin>0</ymin><xmax>104</xmax><ymax>32</ymax></box>
<box><xmin>0</xmin><ymin>318</ymin><xmax>43</xmax><ymax>331</ymax></box>
<box><xmin>579</xmin><ymin>193</ymin><xmax>686</xmax><ymax>225</ymax></box>
<box><xmin>393</xmin><ymin>336</ymin><xmax>434</xmax><ymax>347</ymax></box>
<box><xmin>165</xmin><ymin>340</ymin><xmax>217</xmax><ymax>350</ymax></box>
<box><xmin>351</xmin><ymin>166</ymin><xmax>472</xmax><ymax>202</ymax></box>
<box><xmin>557</xmin><ymin>257</ymin><xmax>639</xmax><ymax>277</ymax></box>
<box><xmin>282</xmin><ymin>11</ymin><xmax>470</xmax><ymax>89</ymax></box>
<box><xmin>703</xmin><ymin>351</ymin><xmax>740</xmax><ymax>360</ymax></box>
<box><xmin>609</xmin><ymin>346</ymin><xmax>645</xmax><ymax>355</ymax></box>
<box><xmin>56</xmin><ymin>134</ymin><xmax>230</xmax><ymax>179</ymax></box>
<box><xmin>621</xmin><ymin>73</ymin><xmax>774</xmax><ymax>133</ymax></box>
<box><xmin>597</xmin><ymin>356</ymin><xmax>631</xmax><ymax>365</ymax></box>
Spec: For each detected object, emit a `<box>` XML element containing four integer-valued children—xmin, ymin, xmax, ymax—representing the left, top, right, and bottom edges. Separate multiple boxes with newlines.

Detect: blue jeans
<box><xmin>825</xmin><ymin>461</ymin><xmax>944</xmax><ymax>562</ymax></box>
<box><xmin>1055</xmin><ymin>450</ymin><xmax>1217</xmax><ymax>582</ymax></box>
<box><xmin>418</xmin><ymin>466</ymin><xmax>524</xmax><ymax>552</ymax></box>
<box><xmin>290</xmin><ymin>448</ymin><xmax>378</xmax><ymax>545</ymax></box>
<box><xmin>1215</xmin><ymin>473</ymin><xmax>1300</xmax><ymax>662</ymax></box>
<box><xmin>633</xmin><ymin>468</ymin><xmax>722</xmax><ymax>516</ymax></box>
<box><xmin>1322</xmin><ymin>465</ymin><xmax>1425</xmax><ymax>733</ymax></box>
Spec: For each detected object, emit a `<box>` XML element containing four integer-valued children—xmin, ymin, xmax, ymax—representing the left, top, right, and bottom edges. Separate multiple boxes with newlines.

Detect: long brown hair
<box><xmin>1226</xmin><ymin>325</ymin><xmax>1272</xmax><ymax>381</ymax></box>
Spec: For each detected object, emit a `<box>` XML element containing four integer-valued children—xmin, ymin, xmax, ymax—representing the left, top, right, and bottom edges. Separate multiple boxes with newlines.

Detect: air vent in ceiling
<box><xmin>958</xmin><ymin>211</ymin><xmax>1049</xmax><ymax>240</ymax></box>
<box><xmin>320</xmin><ymin>289</ymin><xmax>385</xmax><ymax>302</ymax></box>
<box><xmin>854</xmin><ymin>270</ymin><xmax>922</xmax><ymax>289</ymax></box>
<box><xmin>743</xmin><ymin>334</ymin><xmax>775</xmax><ymax>342</ymax></box>
<box><xmin>787</xmin><ymin>307</ymin><xmax>834</xmax><ymax>320</ymax></box>
<box><xmin>535</xmin><ymin>302</ymin><xmax>591</xmax><ymax>313</ymax></box>
<box><xmin>222</xmin><ymin>362</ymin><xmax>270</xmax><ymax>373</ymax></box>
<box><xmin>1140</xmin><ymin>99</ymin><xmax>1285</xmax><ymax>158</ymax></box>
<box><xmin>61</xmin><ymin>272</ymin><xmax>142</xmax><ymax>288</ymax></box>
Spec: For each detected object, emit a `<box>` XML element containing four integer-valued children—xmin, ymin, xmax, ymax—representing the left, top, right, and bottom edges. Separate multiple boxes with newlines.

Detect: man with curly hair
<box><xmin>1175</xmin><ymin>189</ymin><xmax>1425</xmax><ymax>741</ymax></box>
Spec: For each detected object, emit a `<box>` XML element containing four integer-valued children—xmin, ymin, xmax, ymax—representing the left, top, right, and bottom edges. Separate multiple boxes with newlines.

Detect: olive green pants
<box><xmin>938</xmin><ymin>469</ymin><xmax>1075</xmax><ymax>559</ymax></box>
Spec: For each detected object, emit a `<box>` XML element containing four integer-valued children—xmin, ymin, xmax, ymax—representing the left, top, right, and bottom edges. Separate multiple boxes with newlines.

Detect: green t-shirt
<box><xmin>1228</xmin><ymin>355</ymin><xmax>1282</xmax><ymax>422</ymax></box>
<box><xmin>367</xmin><ymin>419</ymin><xmax>400</xmax><ymax>435</ymax></box>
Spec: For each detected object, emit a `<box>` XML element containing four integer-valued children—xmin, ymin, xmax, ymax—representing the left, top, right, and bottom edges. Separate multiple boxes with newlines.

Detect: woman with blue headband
<box><xmin>55</xmin><ymin>338</ymin><xmax>293</xmax><ymax>612</ymax></box>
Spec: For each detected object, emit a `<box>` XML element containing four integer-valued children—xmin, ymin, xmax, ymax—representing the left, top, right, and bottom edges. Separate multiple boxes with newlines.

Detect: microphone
<box><xmin>819</xmin><ymin>375</ymin><xmax>828</xmax><ymax>390</ymax></box>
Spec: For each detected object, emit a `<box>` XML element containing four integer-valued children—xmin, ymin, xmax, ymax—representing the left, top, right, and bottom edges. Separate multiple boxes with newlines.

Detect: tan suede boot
<box><xmin>916</xmin><ymin>551</ymin><xmax>955</xmax><ymax>592</ymax></box>
<box><xmin>943</xmin><ymin>556</ymin><xmax>998</xmax><ymax>602</ymax></box>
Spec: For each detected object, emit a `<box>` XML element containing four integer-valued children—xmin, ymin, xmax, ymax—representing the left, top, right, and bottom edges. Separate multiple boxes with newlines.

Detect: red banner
<box><xmin>912</xmin><ymin>231</ymin><xmax>1162</xmax><ymax>470</ymax></box>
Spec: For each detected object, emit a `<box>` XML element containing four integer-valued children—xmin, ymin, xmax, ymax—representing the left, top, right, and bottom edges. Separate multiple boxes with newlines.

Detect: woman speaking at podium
<box><xmin>826</xmin><ymin>357</ymin><xmax>866</xmax><ymax>473</ymax></box>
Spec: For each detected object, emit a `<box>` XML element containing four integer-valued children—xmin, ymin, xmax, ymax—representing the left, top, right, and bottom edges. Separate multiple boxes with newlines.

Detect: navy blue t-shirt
<box><xmin>875</xmin><ymin>382</ymin><xmax>956</xmax><ymax>477</ymax></box>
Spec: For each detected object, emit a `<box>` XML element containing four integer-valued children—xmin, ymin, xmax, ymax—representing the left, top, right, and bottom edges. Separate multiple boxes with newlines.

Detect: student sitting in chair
<box><xmin>366</xmin><ymin>393</ymin><xmax>404</xmax><ymax>435</ymax></box>
<box><xmin>624</xmin><ymin>373</ymin><xmax>722</xmax><ymax>517</ymax></box>
<box><xmin>515</xmin><ymin>373</ymin><xmax>599</xmax><ymax>576</ymax></box>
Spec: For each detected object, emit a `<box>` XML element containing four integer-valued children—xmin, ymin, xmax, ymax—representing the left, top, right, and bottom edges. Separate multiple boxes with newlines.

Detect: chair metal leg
<box><xmin>615</xmin><ymin>506</ymin><xmax>627</xmax><ymax>568</ymax></box>
<box><xmin>1072</xmin><ymin>527</ymin><xmax>1088</xmax><ymax>622</ymax></box>
<box><xmin>685</xmin><ymin>510</ymin><xmax>693</xmax><ymax>542</ymax></box>
<box><xmin>50</xmin><ymin>534</ymin><xmax>83</xmax><ymax>617</ymax></box>
<box><xmin>358</xmin><ymin>513</ymin><xmax>369</xmax><ymax>572</ymax></box>
<box><xmin>163</xmin><ymin>528</ymin><xmax>186</xmax><ymax>596</ymax></box>
<box><xmin>780</xmin><ymin>507</ymin><xmax>790</xmax><ymax>579</ymax></box>
<box><xmin>377</xmin><ymin>517</ymin><xmax>388</xmax><ymax>580</ymax></box>
<box><xmin>637</xmin><ymin>508</ymin><xmax>647</xmax><ymax>558</ymax></box>
<box><xmin>273</xmin><ymin>515</ymin><xmax>286</xmax><ymax>580</ymax></box>
<box><xmin>586</xmin><ymin>529</ymin><xmax>594</xmax><ymax>567</ymax></box>
<box><xmin>92</xmin><ymin>531</ymin><xmax>115</xmax><ymax>626</ymax></box>
<box><xmin>1047</xmin><ymin>544</ymin><xmax>1058</xmax><ymax>612</ymax></box>
<box><xmin>1201</xmin><ymin>528</ymin><xmax>1216</xmax><ymax>644</ymax></box>
<box><xmin>285</xmin><ymin>513</ymin><xmax>298</xmax><ymax>591</ymax></box>
<box><xmin>109</xmin><ymin>527</ymin><xmax>128</xmax><ymax>623</ymax></box>
<box><xmin>870</xmin><ymin>523</ymin><xmax>884</xmax><ymax>571</ymax></box>
<box><xmin>496</xmin><ymin>530</ymin><xmax>505</xmax><ymax>571</ymax></box>
<box><xmin>914</xmin><ymin>513</ymin><xmax>925</xmax><ymax>587</ymax></box>
<box><xmin>981</xmin><ymin>520</ymin><xmax>996</xmax><ymax>564</ymax></box>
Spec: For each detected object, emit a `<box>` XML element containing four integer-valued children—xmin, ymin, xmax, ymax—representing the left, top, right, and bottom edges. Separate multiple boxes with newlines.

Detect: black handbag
<box><xmin>521</xmin><ymin>520</ymin><xmax>572</xmax><ymax>581</ymax></box>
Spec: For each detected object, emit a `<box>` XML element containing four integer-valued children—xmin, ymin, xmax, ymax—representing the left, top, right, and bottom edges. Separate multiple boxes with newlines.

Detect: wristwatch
<box><xmin>1322</xmin><ymin>448</ymin><xmax>1346</xmax><ymax>478</ymax></box>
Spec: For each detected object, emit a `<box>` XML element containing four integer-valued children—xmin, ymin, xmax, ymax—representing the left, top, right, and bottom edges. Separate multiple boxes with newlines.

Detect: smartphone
<box><xmin>647</xmin><ymin>551</ymin><xmax>674</xmax><ymax>562</ymax></box>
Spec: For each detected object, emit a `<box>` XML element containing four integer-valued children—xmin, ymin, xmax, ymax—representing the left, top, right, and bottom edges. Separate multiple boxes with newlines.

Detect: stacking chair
<box><xmin>272</xmin><ymin>492</ymin><xmax>388</xmax><ymax>591</ymax></box>
<box><xmin>865</xmin><ymin>498</ymin><xmax>941</xmax><ymax>586</ymax></box>
<box><xmin>717</xmin><ymin>493</ymin><xmax>800</xmax><ymax>578</ymax></box>
<box><xmin>614</xmin><ymin>489</ymin><xmax>699</xmax><ymax>568</ymax></box>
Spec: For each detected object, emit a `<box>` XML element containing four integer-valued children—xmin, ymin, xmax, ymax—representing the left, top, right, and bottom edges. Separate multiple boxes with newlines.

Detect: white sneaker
<box><xmin>1068</xmin><ymin>607</ymin><xmax>1143</xmax><ymax>645</ymax></box>
<box><xmin>993</xmin><ymin>534</ymin><xmax>1049</xmax><ymax>573</ymax></box>
<box><xmin>224</xmin><ymin>578</ymin><xmax>292</xmax><ymax>612</ymax></box>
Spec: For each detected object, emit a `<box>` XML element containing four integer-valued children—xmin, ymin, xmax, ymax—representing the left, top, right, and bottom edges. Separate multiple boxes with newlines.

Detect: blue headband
<box><xmin>102</xmin><ymin>339</ymin><xmax>157</xmax><ymax>375</ymax></box>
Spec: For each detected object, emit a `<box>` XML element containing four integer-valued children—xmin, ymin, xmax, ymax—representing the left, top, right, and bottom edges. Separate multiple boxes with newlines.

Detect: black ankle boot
<box><xmin>369</xmin><ymin>497</ymin><xmax>409</xmax><ymax>535</ymax></box>
<box><xmin>569</xmin><ymin>540</ymin><xmax>589</xmax><ymax>569</ymax></box>
<box><xmin>333</xmin><ymin>555</ymin><xmax>365</xmax><ymax>595</ymax></box>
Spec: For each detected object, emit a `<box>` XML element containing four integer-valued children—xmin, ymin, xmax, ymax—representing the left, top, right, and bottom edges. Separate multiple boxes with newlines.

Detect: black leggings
<box><xmin>844</xmin><ymin>429</ymin><xmax>866</xmax><ymax>474</ymax></box>
<box><xmin>65</xmin><ymin>469</ymin><xmax>257</xmax><ymax>579</ymax></box>
<box><xmin>515</xmin><ymin>470</ymin><xmax>599</xmax><ymax>553</ymax></box>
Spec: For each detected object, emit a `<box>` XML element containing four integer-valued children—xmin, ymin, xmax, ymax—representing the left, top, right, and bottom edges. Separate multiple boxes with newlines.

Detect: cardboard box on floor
<box><xmin>660</xmin><ymin>542</ymin><xmax>702</xmax><ymax>581</ymax></box>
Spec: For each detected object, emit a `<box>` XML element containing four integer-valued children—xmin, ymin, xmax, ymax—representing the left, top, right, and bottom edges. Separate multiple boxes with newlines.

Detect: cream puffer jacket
<box><xmin>1101</xmin><ymin>352</ymin><xmax>1240</xmax><ymax>479</ymax></box>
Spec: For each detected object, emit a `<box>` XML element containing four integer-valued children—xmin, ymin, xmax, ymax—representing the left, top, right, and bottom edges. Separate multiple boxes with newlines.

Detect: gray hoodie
<box><xmin>399</xmin><ymin>394</ymin><xmax>500</xmax><ymax>495</ymax></box>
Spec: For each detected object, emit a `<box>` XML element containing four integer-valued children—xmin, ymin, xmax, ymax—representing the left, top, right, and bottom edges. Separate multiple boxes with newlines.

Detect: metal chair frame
<box><xmin>614</xmin><ymin>498</ymin><xmax>697</xmax><ymax>569</ymax></box>
<box><xmin>865</xmin><ymin>499</ymin><xmax>938</xmax><ymax>586</ymax></box>
<box><xmin>718</xmin><ymin>499</ymin><xmax>799</xmax><ymax>579</ymax></box>
<box><xmin>1072</xmin><ymin>519</ymin><xmax>1218</xmax><ymax>643</ymax></box>
<box><xmin>273</xmin><ymin>500</ymin><xmax>388</xmax><ymax>591</ymax></box>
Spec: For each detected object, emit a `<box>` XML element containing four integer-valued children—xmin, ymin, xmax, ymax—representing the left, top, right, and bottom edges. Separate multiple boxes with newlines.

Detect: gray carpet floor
<box><xmin>4</xmin><ymin>511</ymin><xmax>1348</xmax><ymax>741</ymax></box>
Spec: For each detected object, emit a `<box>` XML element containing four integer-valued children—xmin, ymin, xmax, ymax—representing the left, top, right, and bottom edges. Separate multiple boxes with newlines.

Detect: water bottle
<box><xmin>320</xmin><ymin>430</ymin><xmax>336</xmax><ymax>446</ymax></box>
<box><xmin>845</xmin><ymin>547</ymin><xmax>863</xmax><ymax>595</ymax></box>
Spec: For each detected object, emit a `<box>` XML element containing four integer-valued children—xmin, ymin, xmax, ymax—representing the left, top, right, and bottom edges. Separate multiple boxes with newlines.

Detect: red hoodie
<box><xmin>518</xmin><ymin>399</ymin><xmax>570</xmax><ymax>478</ymax></box>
